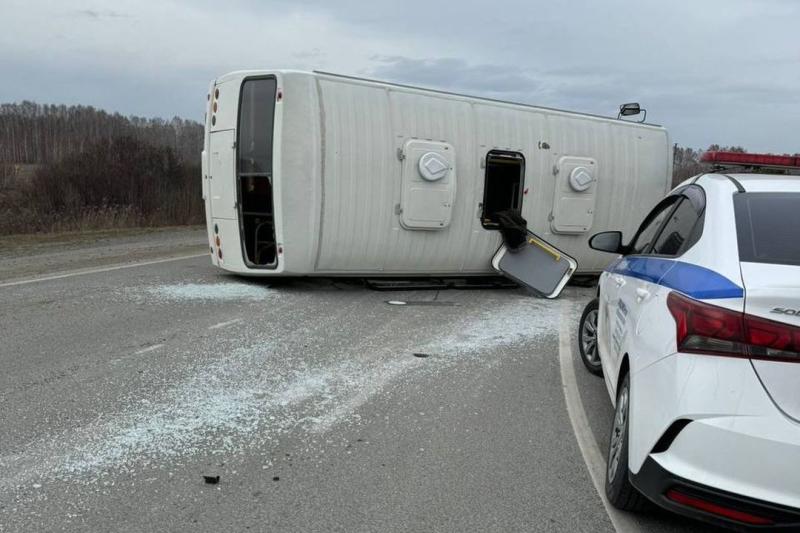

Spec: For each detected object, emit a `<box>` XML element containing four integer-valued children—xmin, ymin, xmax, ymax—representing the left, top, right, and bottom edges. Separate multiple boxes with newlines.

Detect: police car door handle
<box><xmin>635</xmin><ymin>287</ymin><xmax>651</xmax><ymax>302</ymax></box>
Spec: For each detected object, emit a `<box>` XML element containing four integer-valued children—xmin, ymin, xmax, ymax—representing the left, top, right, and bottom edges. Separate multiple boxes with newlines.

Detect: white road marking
<box><xmin>0</xmin><ymin>253</ymin><xmax>207</xmax><ymax>289</ymax></box>
<box><xmin>208</xmin><ymin>318</ymin><xmax>243</xmax><ymax>330</ymax></box>
<box><xmin>558</xmin><ymin>298</ymin><xmax>642</xmax><ymax>533</ymax></box>
<box><xmin>134</xmin><ymin>344</ymin><xmax>164</xmax><ymax>355</ymax></box>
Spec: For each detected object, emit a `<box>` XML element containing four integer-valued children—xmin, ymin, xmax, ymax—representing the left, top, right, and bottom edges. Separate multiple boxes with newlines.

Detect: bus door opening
<box><xmin>237</xmin><ymin>77</ymin><xmax>278</xmax><ymax>267</ymax></box>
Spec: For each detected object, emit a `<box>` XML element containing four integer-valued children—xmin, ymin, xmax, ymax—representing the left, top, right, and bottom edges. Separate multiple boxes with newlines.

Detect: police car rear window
<box><xmin>734</xmin><ymin>192</ymin><xmax>800</xmax><ymax>267</ymax></box>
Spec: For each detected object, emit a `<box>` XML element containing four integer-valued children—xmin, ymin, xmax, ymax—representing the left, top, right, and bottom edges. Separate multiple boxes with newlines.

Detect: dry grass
<box><xmin>0</xmin><ymin>136</ymin><xmax>203</xmax><ymax>235</ymax></box>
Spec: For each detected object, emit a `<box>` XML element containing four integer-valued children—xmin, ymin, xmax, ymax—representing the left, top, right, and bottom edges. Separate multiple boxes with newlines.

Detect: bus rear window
<box><xmin>734</xmin><ymin>192</ymin><xmax>800</xmax><ymax>266</ymax></box>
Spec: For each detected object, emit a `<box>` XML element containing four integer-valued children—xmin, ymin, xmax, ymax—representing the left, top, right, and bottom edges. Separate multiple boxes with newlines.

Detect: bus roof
<box><xmin>214</xmin><ymin>69</ymin><xmax>665</xmax><ymax>130</ymax></box>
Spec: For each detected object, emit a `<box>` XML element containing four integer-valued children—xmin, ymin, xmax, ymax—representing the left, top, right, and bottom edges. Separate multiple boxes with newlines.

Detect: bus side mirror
<box><xmin>589</xmin><ymin>231</ymin><xmax>624</xmax><ymax>254</ymax></box>
<box><xmin>617</xmin><ymin>102</ymin><xmax>646</xmax><ymax>123</ymax></box>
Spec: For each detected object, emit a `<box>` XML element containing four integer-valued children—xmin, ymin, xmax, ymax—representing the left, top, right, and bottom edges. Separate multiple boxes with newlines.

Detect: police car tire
<box><xmin>605</xmin><ymin>373</ymin><xmax>647</xmax><ymax>511</ymax></box>
<box><xmin>578</xmin><ymin>298</ymin><xmax>603</xmax><ymax>376</ymax></box>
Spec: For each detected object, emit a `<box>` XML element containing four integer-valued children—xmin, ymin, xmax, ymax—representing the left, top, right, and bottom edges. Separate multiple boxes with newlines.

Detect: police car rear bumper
<box><xmin>632</xmin><ymin>456</ymin><xmax>800</xmax><ymax>530</ymax></box>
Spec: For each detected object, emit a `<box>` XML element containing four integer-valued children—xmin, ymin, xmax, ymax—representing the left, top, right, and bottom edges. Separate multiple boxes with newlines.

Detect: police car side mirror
<box><xmin>589</xmin><ymin>231</ymin><xmax>624</xmax><ymax>254</ymax></box>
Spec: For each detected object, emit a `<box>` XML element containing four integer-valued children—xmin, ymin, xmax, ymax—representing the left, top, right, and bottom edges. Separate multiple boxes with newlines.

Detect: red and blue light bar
<box><xmin>701</xmin><ymin>151</ymin><xmax>800</xmax><ymax>169</ymax></box>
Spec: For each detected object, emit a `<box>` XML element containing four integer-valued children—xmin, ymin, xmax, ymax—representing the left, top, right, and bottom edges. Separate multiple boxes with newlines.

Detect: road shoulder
<box><xmin>0</xmin><ymin>226</ymin><xmax>207</xmax><ymax>283</ymax></box>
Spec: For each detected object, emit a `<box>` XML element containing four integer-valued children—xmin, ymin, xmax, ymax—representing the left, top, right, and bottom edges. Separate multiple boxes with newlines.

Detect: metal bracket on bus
<box><xmin>396</xmin><ymin>148</ymin><xmax>405</xmax><ymax>161</ymax></box>
<box><xmin>527</xmin><ymin>236</ymin><xmax>561</xmax><ymax>262</ymax></box>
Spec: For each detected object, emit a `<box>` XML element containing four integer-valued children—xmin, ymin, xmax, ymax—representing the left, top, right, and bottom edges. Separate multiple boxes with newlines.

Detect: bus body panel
<box><xmin>208</xmin><ymin>129</ymin><xmax>236</xmax><ymax>220</ymax></box>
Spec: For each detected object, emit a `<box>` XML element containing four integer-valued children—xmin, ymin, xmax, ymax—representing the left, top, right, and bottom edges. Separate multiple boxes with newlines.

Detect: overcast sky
<box><xmin>3</xmin><ymin>0</ymin><xmax>798</xmax><ymax>152</ymax></box>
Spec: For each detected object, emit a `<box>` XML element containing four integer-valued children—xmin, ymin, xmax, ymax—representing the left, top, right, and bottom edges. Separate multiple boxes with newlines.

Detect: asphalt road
<box><xmin>0</xmin><ymin>230</ymin><xmax>716</xmax><ymax>532</ymax></box>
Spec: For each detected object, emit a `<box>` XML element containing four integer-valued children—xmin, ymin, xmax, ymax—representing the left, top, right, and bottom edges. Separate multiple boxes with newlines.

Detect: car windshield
<box><xmin>734</xmin><ymin>192</ymin><xmax>800</xmax><ymax>266</ymax></box>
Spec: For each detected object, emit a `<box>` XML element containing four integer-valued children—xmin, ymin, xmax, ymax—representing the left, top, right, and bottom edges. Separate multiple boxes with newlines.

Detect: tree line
<box><xmin>0</xmin><ymin>102</ymin><xmax>203</xmax><ymax>234</ymax></box>
<box><xmin>0</xmin><ymin>100</ymin><xmax>792</xmax><ymax>235</ymax></box>
<box><xmin>672</xmin><ymin>144</ymin><xmax>745</xmax><ymax>186</ymax></box>
<box><xmin>0</xmin><ymin>101</ymin><xmax>202</xmax><ymax>164</ymax></box>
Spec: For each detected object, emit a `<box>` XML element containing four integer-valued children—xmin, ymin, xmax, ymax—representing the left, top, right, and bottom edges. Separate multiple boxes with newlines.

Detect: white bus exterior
<box><xmin>202</xmin><ymin>70</ymin><xmax>672</xmax><ymax>277</ymax></box>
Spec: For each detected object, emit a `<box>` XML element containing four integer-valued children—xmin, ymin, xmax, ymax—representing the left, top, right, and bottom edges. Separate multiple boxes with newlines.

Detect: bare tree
<box><xmin>672</xmin><ymin>144</ymin><xmax>751</xmax><ymax>186</ymax></box>
<box><xmin>0</xmin><ymin>102</ymin><xmax>203</xmax><ymax>165</ymax></box>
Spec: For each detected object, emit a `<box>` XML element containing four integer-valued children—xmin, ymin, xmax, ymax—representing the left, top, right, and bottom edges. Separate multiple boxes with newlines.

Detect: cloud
<box><xmin>72</xmin><ymin>9</ymin><xmax>130</xmax><ymax>19</ymax></box>
<box><xmin>367</xmin><ymin>56</ymin><xmax>540</xmax><ymax>95</ymax></box>
<box><xmin>1</xmin><ymin>0</ymin><xmax>798</xmax><ymax>152</ymax></box>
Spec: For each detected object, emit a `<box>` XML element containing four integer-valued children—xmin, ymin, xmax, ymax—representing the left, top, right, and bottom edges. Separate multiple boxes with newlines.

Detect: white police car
<box><xmin>578</xmin><ymin>152</ymin><xmax>800</xmax><ymax>529</ymax></box>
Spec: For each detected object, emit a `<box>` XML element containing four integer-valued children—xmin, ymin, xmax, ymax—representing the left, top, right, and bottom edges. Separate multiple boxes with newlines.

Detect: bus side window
<box><xmin>482</xmin><ymin>150</ymin><xmax>525</xmax><ymax>229</ymax></box>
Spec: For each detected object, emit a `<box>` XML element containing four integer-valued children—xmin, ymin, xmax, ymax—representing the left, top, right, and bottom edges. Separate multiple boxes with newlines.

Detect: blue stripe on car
<box><xmin>607</xmin><ymin>257</ymin><xmax>744</xmax><ymax>299</ymax></box>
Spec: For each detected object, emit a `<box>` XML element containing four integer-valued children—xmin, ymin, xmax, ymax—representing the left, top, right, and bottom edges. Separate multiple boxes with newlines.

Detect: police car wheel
<box><xmin>578</xmin><ymin>299</ymin><xmax>603</xmax><ymax>376</ymax></box>
<box><xmin>605</xmin><ymin>373</ymin><xmax>646</xmax><ymax>511</ymax></box>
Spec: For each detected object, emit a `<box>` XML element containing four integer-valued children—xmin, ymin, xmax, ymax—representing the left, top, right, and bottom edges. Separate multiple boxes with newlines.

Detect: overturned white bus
<box><xmin>201</xmin><ymin>70</ymin><xmax>672</xmax><ymax>277</ymax></box>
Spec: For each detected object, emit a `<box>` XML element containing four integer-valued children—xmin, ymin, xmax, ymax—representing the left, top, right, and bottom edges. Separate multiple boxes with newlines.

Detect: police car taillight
<box><xmin>667</xmin><ymin>292</ymin><xmax>800</xmax><ymax>362</ymax></box>
<box><xmin>701</xmin><ymin>151</ymin><xmax>800</xmax><ymax>170</ymax></box>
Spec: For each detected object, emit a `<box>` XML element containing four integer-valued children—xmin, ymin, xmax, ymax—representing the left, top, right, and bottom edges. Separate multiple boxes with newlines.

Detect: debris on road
<box><xmin>386</xmin><ymin>300</ymin><xmax>456</xmax><ymax>307</ymax></box>
<box><xmin>203</xmin><ymin>475</ymin><xmax>220</xmax><ymax>485</ymax></box>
